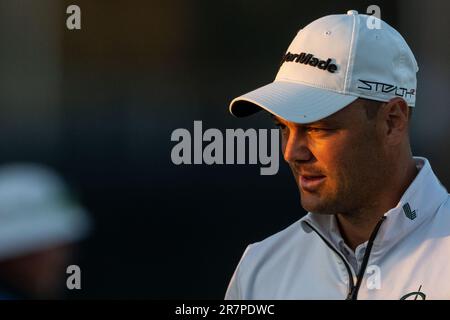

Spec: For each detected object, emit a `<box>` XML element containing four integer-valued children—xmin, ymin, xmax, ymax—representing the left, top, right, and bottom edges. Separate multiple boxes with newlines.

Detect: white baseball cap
<box><xmin>229</xmin><ymin>10</ymin><xmax>419</xmax><ymax>123</ymax></box>
<box><xmin>0</xmin><ymin>163</ymin><xmax>92</xmax><ymax>260</ymax></box>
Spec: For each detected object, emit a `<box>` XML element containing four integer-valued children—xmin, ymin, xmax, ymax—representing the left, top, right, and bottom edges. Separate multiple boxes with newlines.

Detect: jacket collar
<box><xmin>301</xmin><ymin>157</ymin><xmax>449</xmax><ymax>256</ymax></box>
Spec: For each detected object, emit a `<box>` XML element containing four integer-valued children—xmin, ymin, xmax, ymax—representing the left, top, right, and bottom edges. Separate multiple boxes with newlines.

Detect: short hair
<box><xmin>362</xmin><ymin>98</ymin><xmax>413</xmax><ymax>122</ymax></box>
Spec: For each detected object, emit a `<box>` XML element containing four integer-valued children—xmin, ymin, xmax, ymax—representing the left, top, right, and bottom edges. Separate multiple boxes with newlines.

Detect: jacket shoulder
<box><xmin>225</xmin><ymin>217</ymin><xmax>312</xmax><ymax>299</ymax></box>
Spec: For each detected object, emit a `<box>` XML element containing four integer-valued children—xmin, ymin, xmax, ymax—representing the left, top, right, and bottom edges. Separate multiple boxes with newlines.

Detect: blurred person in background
<box><xmin>0</xmin><ymin>164</ymin><xmax>91</xmax><ymax>299</ymax></box>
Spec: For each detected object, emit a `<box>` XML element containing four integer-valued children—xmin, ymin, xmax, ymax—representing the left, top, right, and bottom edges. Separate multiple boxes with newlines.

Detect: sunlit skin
<box><xmin>272</xmin><ymin>98</ymin><xmax>418</xmax><ymax>250</ymax></box>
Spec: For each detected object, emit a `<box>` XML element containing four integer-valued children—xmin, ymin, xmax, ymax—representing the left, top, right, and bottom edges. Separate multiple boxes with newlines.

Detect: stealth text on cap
<box><xmin>281</xmin><ymin>51</ymin><xmax>338</xmax><ymax>73</ymax></box>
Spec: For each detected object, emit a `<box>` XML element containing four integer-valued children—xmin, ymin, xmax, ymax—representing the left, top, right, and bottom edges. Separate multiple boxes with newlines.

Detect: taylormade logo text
<box><xmin>281</xmin><ymin>51</ymin><xmax>338</xmax><ymax>73</ymax></box>
<box><xmin>170</xmin><ymin>121</ymin><xmax>279</xmax><ymax>175</ymax></box>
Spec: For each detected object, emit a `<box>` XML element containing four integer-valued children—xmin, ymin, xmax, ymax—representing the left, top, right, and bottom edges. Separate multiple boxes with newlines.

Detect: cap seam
<box><xmin>275</xmin><ymin>78</ymin><xmax>350</xmax><ymax>94</ymax></box>
<box><xmin>343</xmin><ymin>13</ymin><xmax>358</xmax><ymax>93</ymax></box>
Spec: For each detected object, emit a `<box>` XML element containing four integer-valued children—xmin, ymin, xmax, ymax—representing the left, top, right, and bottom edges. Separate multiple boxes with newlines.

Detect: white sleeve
<box><xmin>224</xmin><ymin>244</ymin><xmax>253</xmax><ymax>300</ymax></box>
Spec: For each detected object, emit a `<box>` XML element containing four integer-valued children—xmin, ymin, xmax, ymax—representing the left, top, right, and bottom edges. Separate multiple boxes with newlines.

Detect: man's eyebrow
<box><xmin>312</xmin><ymin>119</ymin><xmax>334</xmax><ymax>125</ymax></box>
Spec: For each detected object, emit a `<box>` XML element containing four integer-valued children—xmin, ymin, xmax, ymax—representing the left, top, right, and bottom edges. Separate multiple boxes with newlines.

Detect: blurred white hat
<box><xmin>0</xmin><ymin>163</ymin><xmax>92</xmax><ymax>260</ymax></box>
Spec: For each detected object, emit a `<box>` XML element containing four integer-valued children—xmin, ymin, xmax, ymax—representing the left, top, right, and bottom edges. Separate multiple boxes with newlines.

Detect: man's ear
<box><xmin>378</xmin><ymin>97</ymin><xmax>409</xmax><ymax>146</ymax></box>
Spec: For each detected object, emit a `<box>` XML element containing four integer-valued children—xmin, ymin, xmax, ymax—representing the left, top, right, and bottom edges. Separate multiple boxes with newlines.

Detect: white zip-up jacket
<box><xmin>225</xmin><ymin>157</ymin><xmax>450</xmax><ymax>300</ymax></box>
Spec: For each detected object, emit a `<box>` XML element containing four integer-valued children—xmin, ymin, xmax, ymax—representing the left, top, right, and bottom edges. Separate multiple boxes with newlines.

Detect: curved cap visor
<box><xmin>229</xmin><ymin>81</ymin><xmax>358</xmax><ymax>124</ymax></box>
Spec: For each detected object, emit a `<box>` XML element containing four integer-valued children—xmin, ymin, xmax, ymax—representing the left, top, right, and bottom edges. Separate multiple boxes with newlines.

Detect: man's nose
<box><xmin>283</xmin><ymin>128</ymin><xmax>313</xmax><ymax>163</ymax></box>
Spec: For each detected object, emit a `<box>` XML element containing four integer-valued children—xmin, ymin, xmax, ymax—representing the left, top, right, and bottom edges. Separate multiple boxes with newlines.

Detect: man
<box><xmin>224</xmin><ymin>10</ymin><xmax>450</xmax><ymax>300</ymax></box>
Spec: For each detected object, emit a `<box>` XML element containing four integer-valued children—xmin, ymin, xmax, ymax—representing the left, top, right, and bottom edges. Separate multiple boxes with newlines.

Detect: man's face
<box><xmin>273</xmin><ymin>99</ymin><xmax>388</xmax><ymax>216</ymax></box>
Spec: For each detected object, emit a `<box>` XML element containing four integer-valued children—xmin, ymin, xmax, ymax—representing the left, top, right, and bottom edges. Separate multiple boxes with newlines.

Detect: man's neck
<box><xmin>336</xmin><ymin>157</ymin><xmax>418</xmax><ymax>251</ymax></box>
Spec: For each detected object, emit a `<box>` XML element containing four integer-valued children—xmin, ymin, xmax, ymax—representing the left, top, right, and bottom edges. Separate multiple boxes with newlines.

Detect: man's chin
<box><xmin>300</xmin><ymin>192</ymin><xmax>335</xmax><ymax>215</ymax></box>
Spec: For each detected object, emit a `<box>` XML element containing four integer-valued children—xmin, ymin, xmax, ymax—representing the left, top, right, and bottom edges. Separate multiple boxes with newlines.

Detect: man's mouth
<box><xmin>299</xmin><ymin>175</ymin><xmax>326</xmax><ymax>191</ymax></box>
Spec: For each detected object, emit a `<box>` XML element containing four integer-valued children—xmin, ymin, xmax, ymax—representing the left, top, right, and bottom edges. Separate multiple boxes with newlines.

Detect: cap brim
<box><xmin>229</xmin><ymin>81</ymin><xmax>358</xmax><ymax>124</ymax></box>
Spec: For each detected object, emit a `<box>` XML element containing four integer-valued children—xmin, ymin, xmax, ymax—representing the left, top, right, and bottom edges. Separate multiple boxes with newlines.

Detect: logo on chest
<box><xmin>400</xmin><ymin>285</ymin><xmax>426</xmax><ymax>300</ymax></box>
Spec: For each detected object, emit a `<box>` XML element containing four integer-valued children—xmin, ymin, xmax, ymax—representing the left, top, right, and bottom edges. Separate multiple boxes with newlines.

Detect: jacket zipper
<box><xmin>347</xmin><ymin>216</ymin><xmax>386</xmax><ymax>300</ymax></box>
<box><xmin>304</xmin><ymin>216</ymin><xmax>386</xmax><ymax>300</ymax></box>
<box><xmin>303</xmin><ymin>221</ymin><xmax>355</xmax><ymax>296</ymax></box>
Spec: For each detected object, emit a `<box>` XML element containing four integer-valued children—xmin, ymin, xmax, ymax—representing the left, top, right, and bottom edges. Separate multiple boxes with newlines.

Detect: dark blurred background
<box><xmin>0</xmin><ymin>0</ymin><xmax>448</xmax><ymax>298</ymax></box>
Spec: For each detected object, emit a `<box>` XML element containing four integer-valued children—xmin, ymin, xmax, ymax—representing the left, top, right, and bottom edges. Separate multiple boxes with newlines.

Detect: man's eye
<box><xmin>306</xmin><ymin>127</ymin><xmax>331</xmax><ymax>133</ymax></box>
